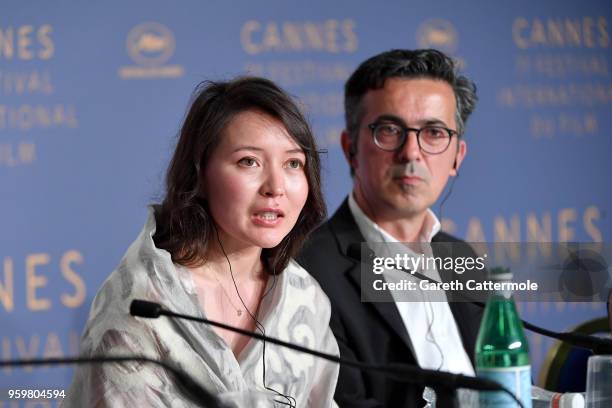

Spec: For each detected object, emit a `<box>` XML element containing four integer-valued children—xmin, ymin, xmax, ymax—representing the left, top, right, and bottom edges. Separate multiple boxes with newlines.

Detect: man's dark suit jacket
<box><xmin>296</xmin><ymin>199</ymin><xmax>484</xmax><ymax>407</ymax></box>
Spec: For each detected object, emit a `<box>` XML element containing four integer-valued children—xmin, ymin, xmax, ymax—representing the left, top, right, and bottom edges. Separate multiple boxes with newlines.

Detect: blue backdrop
<box><xmin>2</xmin><ymin>0</ymin><xmax>611</xmax><ymax>404</ymax></box>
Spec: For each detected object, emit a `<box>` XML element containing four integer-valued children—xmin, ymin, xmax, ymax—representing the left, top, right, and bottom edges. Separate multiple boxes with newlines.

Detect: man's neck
<box><xmin>375</xmin><ymin>214</ymin><xmax>428</xmax><ymax>243</ymax></box>
<box><xmin>352</xmin><ymin>189</ymin><xmax>429</xmax><ymax>243</ymax></box>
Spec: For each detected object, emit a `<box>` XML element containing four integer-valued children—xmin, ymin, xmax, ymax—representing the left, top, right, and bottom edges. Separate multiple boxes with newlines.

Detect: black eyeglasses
<box><xmin>367</xmin><ymin>121</ymin><xmax>459</xmax><ymax>154</ymax></box>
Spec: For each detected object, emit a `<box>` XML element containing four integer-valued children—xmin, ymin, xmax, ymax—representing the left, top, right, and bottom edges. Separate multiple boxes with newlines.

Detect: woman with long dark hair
<box><xmin>66</xmin><ymin>77</ymin><xmax>339</xmax><ymax>407</ymax></box>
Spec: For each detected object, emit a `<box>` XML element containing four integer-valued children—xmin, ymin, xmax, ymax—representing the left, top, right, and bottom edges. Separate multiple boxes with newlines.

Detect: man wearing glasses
<box><xmin>298</xmin><ymin>49</ymin><xmax>483</xmax><ymax>407</ymax></box>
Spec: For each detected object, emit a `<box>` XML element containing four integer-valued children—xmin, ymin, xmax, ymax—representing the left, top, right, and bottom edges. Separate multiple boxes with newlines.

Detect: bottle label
<box><xmin>477</xmin><ymin>365</ymin><xmax>532</xmax><ymax>408</ymax></box>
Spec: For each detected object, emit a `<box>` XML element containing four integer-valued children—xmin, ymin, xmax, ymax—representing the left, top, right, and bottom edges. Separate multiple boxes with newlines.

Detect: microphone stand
<box><xmin>436</xmin><ymin>386</ymin><xmax>458</xmax><ymax>408</ymax></box>
<box><xmin>130</xmin><ymin>299</ymin><xmax>524</xmax><ymax>408</ymax></box>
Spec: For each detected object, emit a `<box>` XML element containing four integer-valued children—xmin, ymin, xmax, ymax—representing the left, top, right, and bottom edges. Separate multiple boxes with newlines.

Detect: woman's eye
<box><xmin>238</xmin><ymin>157</ymin><xmax>257</xmax><ymax>167</ymax></box>
<box><xmin>287</xmin><ymin>159</ymin><xmax>304</xmax><ymax>169</ymax></box>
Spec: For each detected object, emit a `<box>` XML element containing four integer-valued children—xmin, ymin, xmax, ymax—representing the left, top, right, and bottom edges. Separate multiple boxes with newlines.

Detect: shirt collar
<box><xmin>348</xmin><ymin>192</ymin><xmax>441</xmax><ymax>244</ymax></box>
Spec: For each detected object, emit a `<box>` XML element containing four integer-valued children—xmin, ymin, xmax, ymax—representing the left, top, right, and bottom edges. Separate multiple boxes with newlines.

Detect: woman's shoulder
<box><xmin>285</xmin><ymin>259</ymin><xmax>326</xmax><ymax>290</ymax></box>
<box><xmin>80</xmin><ymin>209</ymin><xmax>186</xmax><ymax>354</ymax></box>
<box><xmin>282</xmin><ymin>259</ymin><xmax>332</xmax><ymax>318</ymax></box>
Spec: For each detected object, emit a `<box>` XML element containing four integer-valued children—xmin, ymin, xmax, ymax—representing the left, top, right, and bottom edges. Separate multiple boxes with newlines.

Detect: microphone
<box><xmin>0</xmin><ymin>355</ymin><xmax>226</xmax><ymax>408</ymax></box>
<box><xmin>130</xmin><ymin>299</ymin><xmax>525</xmax><ymax>408</ymax></box>
<box><xmin>347</xmin><ymin>243</ymin><xmax>612</xmax><ymax>354</ymax></box>
<box><xmin>131</xmin><ymin>298</ymin><xmax>163</xmax><ymax>317</ymax></box>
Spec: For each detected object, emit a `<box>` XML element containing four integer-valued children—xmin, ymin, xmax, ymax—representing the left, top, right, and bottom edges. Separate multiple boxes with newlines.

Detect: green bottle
<box><xmin>475</xmin><ymin>267</ymin><xmax>532</xmax><ymax>407</ymax></box>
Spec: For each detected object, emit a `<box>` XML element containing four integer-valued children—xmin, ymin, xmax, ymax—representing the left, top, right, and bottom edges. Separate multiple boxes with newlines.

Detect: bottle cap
<box><xmin>489</xmin><ymin>266</ymin><xmax>513</xmax><ymax>281</ymax></box>
<box><xmin>557</xmin><ymin>392</ymin><xmax>584</xmax><ymax>408</ymax></box>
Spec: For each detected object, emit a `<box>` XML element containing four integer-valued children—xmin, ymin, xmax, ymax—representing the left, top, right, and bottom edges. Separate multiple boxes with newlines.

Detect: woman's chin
<box><xmin>257</xmin><ymin>238</ymin><xmax>284</xmax><ymax>249</ymax></box>
<box><xmin>247</xmin><ymin>226</ymin><xmax>292</xmax><ymax>249</ymax></box>
<box><xmin>250</xmin><ymin>233</ymin><xmax>286</xmax><ymax>249</ymax></box>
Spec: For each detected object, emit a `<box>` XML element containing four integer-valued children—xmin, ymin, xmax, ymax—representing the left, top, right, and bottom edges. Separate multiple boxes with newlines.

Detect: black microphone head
<box><xmin>130</xmin><ymin>299</ymin><xmax>163</xmax><ymax>318</ymax></box>
<box><xmin>559</xmin><ymin>248</ymin><xmax>610</xmax><ymax>301</ymax></box>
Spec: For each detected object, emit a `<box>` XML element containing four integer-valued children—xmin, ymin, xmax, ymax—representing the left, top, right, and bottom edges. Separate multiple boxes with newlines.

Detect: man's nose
<box><xmin>396</xmin><ymin>131</ymin><xmax>422</xmax><ymax>162</ymax></box>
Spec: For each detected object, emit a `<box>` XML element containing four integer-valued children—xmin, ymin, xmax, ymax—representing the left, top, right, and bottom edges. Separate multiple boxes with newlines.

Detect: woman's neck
<box><xmin>186</xmin><ymin>242</ymin><xmax>269</xmax><ymax>358</ymax></box>
<box><xmin>195</xmin><ymin>241</ymin><xmax>266</xmax><ymax>282</ymax></box>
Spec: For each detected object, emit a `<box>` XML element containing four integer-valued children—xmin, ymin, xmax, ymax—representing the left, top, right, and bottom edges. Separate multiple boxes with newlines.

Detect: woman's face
<box><xmin>204</xmin><ymin>110</ymin><xmax>309</xmax><ymax>252</ymax></box>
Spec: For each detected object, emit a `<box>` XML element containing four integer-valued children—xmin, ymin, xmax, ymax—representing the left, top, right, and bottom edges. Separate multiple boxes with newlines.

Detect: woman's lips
<box><xmin>252</xmin><ymin>209</ymin><xmax>284</xmax><ymax>227</ymax></box>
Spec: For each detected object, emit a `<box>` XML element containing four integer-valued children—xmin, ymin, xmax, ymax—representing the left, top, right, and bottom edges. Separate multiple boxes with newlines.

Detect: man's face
<box><xmin>342</xmin><ymin>77</ymin><xmax>466</xmax><ymax>221</ymax></box>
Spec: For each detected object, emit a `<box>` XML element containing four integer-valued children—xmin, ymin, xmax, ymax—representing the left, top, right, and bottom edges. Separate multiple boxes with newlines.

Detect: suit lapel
<box><xmin>329</xmin><ymin>200</ymin><xmax>415</xmax><ymax>352</ymax></box>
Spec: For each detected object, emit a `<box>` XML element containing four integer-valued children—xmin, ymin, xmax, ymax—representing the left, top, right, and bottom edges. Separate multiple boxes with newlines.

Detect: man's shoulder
<box><xmin>432</xmin><ymin>231</ymin><xmax>481</xmax><ymax>257</ymax></box>
<box><xmin>297</xmin><ymin>200</ymin><xmax>360</xmax><ymax>280</ymax></box>
<box><xmin>298</xmin><ymin>219</ymin><xmax>342</xmax><ymax>268</ymax></box>
<box><xmin>303</xmin><ymin>219</ymin><xmax>336</xmax><ymax>247</ymax></box>
<box><xmin>299</xmin><ymin>199</ymin><xmax>354</xmax><ymax>257</ymax></box>
<box><xmin>432</xmin><ymin>230</ymin><xmax>464</xmax><ymax>243</ymax></box>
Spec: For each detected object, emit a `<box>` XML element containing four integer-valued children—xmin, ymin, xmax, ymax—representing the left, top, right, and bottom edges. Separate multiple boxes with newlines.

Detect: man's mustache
<box><xmin>390</xmin><ymin>162</ymin><xmax>431</xmax><ymax>183</ymax></box>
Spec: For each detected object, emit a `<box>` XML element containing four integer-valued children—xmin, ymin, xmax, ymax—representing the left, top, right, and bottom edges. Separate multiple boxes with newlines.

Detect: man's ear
<box><xmin>450</xmin><ymin>139</ymin><xmax>467</xmax><ymax>176</ymax></box>
<box><xmin>341</xmin><ymin>130</ymin><xmax>357</xmax><ymax>169</ymax></box>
